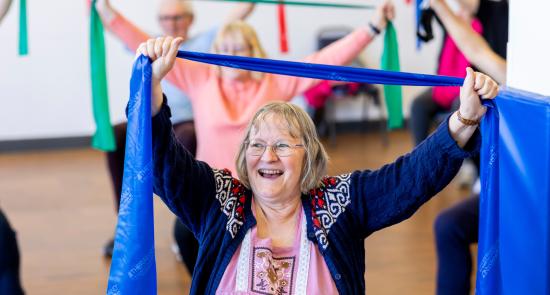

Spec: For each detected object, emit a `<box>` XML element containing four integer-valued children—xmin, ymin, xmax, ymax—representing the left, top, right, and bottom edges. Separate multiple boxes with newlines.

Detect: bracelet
<box><xmin>368</xmin><ymin>22</ymin><xmax>381</xmax><ymax>35</ymax></box>
<box><xmin>456</xmin><ymin>110</ymin><xmax>481</xmax><ymax>126</ymax></box>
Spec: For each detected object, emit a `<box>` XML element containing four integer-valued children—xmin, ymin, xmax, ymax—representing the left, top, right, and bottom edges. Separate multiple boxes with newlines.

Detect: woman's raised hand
<box><xmin>136</xmin><ymin>36</ymin><xmax>184</xmax><ymax>115</ymax></box>
<box><xmin>137</xmin><ymin>36</ymin><xmax>184</xmax><ymax>83</ymax></box>
<box><xmin>371</xmin><ymin>0</ymin><xmax>395</xmax><ymax>31</ymax></box>
<box><xmin>458</xmin><ymin>67</ymin><xmax>499</xmax><ymax>122</ymax></box>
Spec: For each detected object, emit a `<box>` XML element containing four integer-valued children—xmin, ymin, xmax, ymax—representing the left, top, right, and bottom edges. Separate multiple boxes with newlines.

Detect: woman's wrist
<box><xmin>458</xmin><ymin>104</ymin><xmax>486</xmax><ymax>122</ymax></box>
<box><xmin>456</xmin><ymin>109</ymin><xmax>481</xmax><ymax>126</ymax></box>
<box><xmin>151</xmin><ymin>80</ymin><xmax>164</xmax><ymax>116</ymax></box>
<box><xmin>368</xmin><ymin>22</ymin><xmax>382</xmax><ymax>36</ymax></box>
<box><xmin>372</xmin><ymin>17</ymin><xmax>387</xmax><ymax>31</ymax></box>
<box><xmin>449</xmin><ymin>112</ymin><xmax>478</xmax><ymax>148</ymax></box>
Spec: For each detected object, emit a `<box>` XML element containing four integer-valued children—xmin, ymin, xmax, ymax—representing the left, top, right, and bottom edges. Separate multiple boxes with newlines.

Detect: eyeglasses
<box><xmin>158</xmin><ymin>13</ymin><xmax>192</xmax><ymax>22</ymax></box>
<box><xmin>246</xmin><ymin>141</ymin><xmax>304</xmax><ymax>157</ymax></box>
<box><xmin>217</xmin><ymin>44</ymin><xmax>251</xmax><ymax>55</ymax></box>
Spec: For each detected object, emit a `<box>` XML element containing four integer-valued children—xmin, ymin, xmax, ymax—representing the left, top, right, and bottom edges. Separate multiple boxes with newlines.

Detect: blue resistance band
<box><xmin>177</xmin><ymin>51</ymin><xmax>465</xmax><ymax>86</ymax></box>
<box><xmin>477</xmin><ymin>100</ymin><xmax>501</xmax><ymax>294</ymax></box>
<box><xmin>107</xmin><ymin>56</ymin><xmax>156</xmax><ymax>295</ymax></box>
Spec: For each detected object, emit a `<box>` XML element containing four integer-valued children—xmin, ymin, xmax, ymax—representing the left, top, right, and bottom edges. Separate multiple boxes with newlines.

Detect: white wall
<box><xmin>0</xmin><ymin>0</ymin><xmax>442</xmax><ymax>141</ymax></box>
<box><xmin>507</xmin><ymin>0</ymin><xmax>550</xmax><ymax>96</ymax></box>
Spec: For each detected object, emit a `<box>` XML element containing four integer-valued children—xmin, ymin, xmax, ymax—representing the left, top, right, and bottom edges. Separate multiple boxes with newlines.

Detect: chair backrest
<box><xmin>317</xmin><ymin>26</ymin><xmax>353</xmax><ymax>50</ymax></box>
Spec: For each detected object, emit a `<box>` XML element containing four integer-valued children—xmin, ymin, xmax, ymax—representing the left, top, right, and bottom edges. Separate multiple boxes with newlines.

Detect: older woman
<box><xmin>141</xmin><ymin>36</ymin><xmax>498</xmax><ymax>293</ymax></box>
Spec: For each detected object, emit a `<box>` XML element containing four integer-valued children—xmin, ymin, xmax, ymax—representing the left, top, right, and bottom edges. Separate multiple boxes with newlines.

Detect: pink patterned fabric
<box><xmin>432</xmin><ymin>19</ymin><xmax>483</xmax><ymax>108</ymax></box>
<box><xmin>217</xmin><ymin>204</ymin><xmax>337</xmax><ymax>294</ymax></box>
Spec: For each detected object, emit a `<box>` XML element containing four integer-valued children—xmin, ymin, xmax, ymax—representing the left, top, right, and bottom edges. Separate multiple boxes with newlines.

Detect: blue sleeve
<box><xmin>151</xmin><ymin>96</ymin><xmax>217</xmax><ymax>237</ymax></box>
<box><xmin>184</xmin><ymin>26</ymin><xmax>219</xmax><ymax>52</ymax></box>
<box><xmin>200</xmin><ymin>26</ymin><xmax>219</xmax><ymax>48</ymax></box>
<box><xmin>349</xmin><ymin>116</ymin><xmax>481</xmax><ymax>236</ymax></box>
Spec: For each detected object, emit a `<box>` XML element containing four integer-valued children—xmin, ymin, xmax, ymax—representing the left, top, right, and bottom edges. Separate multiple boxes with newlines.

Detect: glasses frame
<box><xmin>158</xmin><ymin>13</ymin><xmax>193</xmax><ymax>23</ymax></box>
<box><xmin>245</xmin><ymin>141</ymin><xmax>304</xmax><ymax>157</ymax></box>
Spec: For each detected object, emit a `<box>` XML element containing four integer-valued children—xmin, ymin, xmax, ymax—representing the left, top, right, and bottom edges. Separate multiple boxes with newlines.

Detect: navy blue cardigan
<box><xmin>151</xmin><ymin>101</ymin><xmax>480</xmax><ymax>294</ymax></box>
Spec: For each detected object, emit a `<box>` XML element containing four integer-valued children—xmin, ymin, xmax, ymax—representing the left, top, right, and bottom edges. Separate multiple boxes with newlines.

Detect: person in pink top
<box><xmin>106</xmin><ymin>1</ymin><xmax>394</xmax><ymax>174</ymax></box>
<box><xmin>430</xmin><ymin>0</ymin><xmax>507</xmax><ymax>293</ymax></box>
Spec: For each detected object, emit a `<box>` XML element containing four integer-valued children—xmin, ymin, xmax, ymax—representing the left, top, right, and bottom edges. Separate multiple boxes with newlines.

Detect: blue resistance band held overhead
<box><xmin>177</xmin><ymin>51</ymin><xmax>465</xmax><ymax>86</ymax></box>
<box><xmin>107</xmin><ymin>53</ymin><xmax>467</xmax><ymax>294</ymax></box>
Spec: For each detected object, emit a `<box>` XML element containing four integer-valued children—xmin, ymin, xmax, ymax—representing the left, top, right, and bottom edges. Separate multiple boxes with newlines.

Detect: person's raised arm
<box><xmin>95</xmin><ymin>0</ymin><xmax>116</xmax><ymax>24</ymax></box>
<box><xmin>224</xmin><ymin>2</ymin><xmax>256</xmax><ymax>23</ymax></box>
<box><xmin>135</xmin><ymin>36</ymin><xmax>217</xmax><ymax>235</ymax></box>
<box><xmin>305</xmin><ymin>0</ymin><xmax>395</xmax><ymax>66</ymax></box>
<box><xmin>95</xmin><ymin>0</ymin><xmax>151</xmax><ymax>51</ymax></box>
<box><xmin>452</xmin><ymin>0</ymin><xmax>480</xmax><ymax>16</ymax></box>
<box><xmin>448</xmin><ymin>67</ymin><xmax>497</xmax><ymax>147</ymax></box>
<box><xmin>274</xmin><ymin>0</ymin><xmax>395</xmax><ymax>97</ymax></box>
<box><xmin>136</xmin><ymin>36</ymin><xmax>184</xmax><ymax>116</ymax></box>
<box><xmin>431</xmin><ymin>0</ymin><xmax>506</xmax><ymax>83</ymax></box>
<box><xmin>348</xmin><ymin>69</ymin><xmax>498</xmax><ymax>235</ymax></box>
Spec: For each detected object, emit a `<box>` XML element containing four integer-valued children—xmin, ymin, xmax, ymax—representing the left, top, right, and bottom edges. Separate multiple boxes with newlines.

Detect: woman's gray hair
<box><xmin>235</xmin><ymin>102</ymin><xmax>328</xmax><ymax>193</ymax></box>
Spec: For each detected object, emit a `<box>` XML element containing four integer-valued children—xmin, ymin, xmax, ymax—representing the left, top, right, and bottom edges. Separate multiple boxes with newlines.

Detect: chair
<box><xmin>313</xmin><ymin>26</ymin><xmax>388</xmax><ymax>146</ymax></box>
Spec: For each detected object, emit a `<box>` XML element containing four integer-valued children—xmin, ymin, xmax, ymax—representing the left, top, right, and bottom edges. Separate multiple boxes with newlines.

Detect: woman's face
<box><xmin>158</xmin><ymin>2</ymin><xmax>193</xmax><ymax>39</ymax></box>
<box><xmin>217</xmin><ymin>33</ymin><xmax>252</xmax><ymax>80</ymax></box>
<box><xmin>246</xmin><ymin>116</ymin><xmax>305</xmax><ymax>203</ymax></box>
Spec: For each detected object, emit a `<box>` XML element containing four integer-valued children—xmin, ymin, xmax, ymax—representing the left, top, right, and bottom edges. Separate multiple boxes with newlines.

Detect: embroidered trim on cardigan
<box><xmin>309</xmin><ymin>173</ymin><xmax>352</xmax><ymax>250</ymax></box>
<box><xmin>213</xmin><ymin>169</ymin><xmax>247</xmax><ymax>238</ymax></box>
<box><xmin>213</xmin><ymin>169</ymin><xmax>352</xmax><ymax>245</ymax></box>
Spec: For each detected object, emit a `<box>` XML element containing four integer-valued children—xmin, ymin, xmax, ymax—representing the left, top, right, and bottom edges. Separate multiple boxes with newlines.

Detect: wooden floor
<box><xmin>0</xmin><ymin>130</ymin><xmax>474</xmax><ymax>294</ymax></box>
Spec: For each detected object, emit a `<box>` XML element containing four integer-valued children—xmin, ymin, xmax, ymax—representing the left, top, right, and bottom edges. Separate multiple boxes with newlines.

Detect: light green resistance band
<box><xmin>381</xmin><ymin>22</ymin><xmax>404</xmax><ymax>129</ymax></box>
<box><xmin>90</xmin><ymin>0</ymin><xmax>116</xmax><ymax>151</ymax></box>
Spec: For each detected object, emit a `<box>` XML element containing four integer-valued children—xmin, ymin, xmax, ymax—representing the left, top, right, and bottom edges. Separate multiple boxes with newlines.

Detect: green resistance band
<box><xmin>90</xmin><ymin>0</ymin><xmax>116</xmax><ymax>151</ymax></box>
<box><xmin>381</xmin><ymin>22</ymin><xmax>404</xmax><ymax>129</ymax></box>
<box><xmin>19</xmin><ymin>0</ymin><xmax>27</xmax><ymax>55</ymax></box>
<box><xmin>199</xmin><ymin>0</ymin><xmax>374</xmax><ymax>9</ymax></box>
